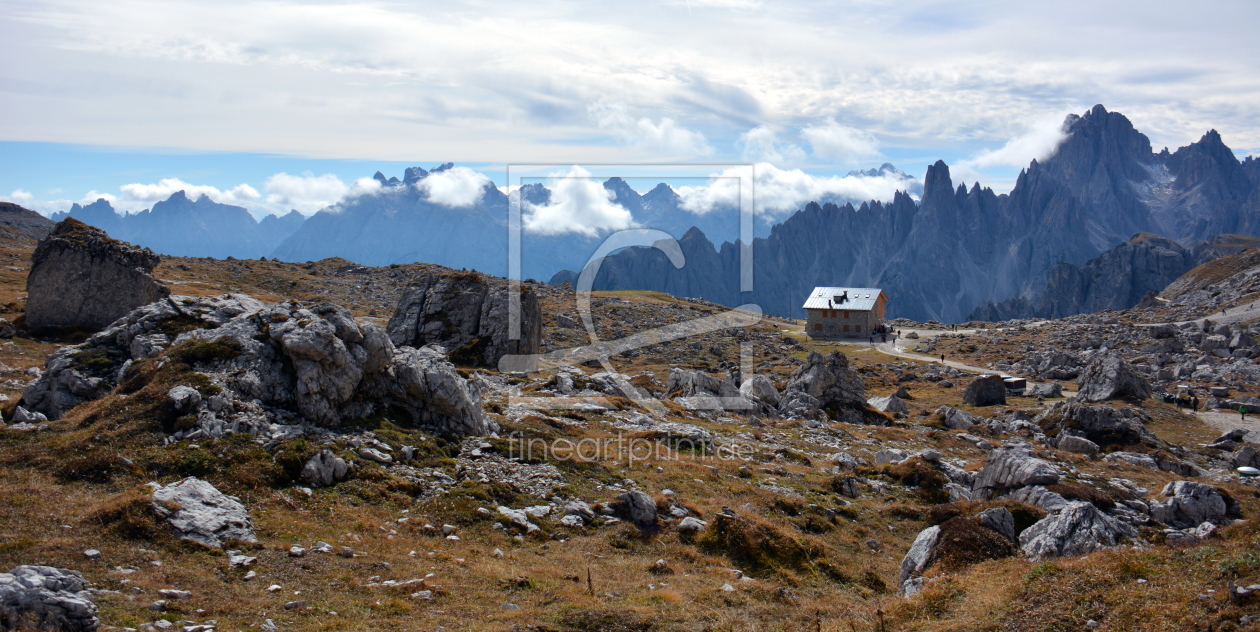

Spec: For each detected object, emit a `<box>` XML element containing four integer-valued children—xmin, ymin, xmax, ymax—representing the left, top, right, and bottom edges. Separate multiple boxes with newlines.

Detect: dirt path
<box><xmin>1196</xmin><ymin>409</ymin><xmax>1260</xmax><ymax>442</ymax></box>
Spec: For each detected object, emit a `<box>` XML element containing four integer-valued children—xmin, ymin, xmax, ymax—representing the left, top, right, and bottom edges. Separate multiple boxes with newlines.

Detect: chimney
<box><xmin>834</xmin><ymin>291</ymin><xmax>848</xmax><ymax>304</ymax></box>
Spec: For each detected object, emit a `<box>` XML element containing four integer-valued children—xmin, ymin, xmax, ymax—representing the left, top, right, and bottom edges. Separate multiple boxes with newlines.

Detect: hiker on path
<box><xmin>1243</xmin><ymin>405</ymin><xmax>1248</xmax><ymax>420</ymax></box>
<box><xmin>1192</xmin><ymin>396</ymin><xmax>1199</xmax><ymax>412</ymax></box>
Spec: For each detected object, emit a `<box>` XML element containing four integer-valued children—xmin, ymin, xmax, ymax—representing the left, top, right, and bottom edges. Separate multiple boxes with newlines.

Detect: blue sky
<box><xmin>2</xmin><ymin>0</ymin><xmax>1257</xmax><ymax>220</ymax></box>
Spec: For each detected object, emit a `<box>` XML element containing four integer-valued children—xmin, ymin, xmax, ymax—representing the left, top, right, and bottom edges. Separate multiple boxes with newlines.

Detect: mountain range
<box><xmin>551</xmin><ymin>105</ymin><xmax>1260</xmax><ymax>322</ymax></box>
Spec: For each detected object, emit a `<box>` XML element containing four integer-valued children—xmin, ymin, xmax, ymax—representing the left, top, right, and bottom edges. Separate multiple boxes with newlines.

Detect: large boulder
<box><xmin>151</xmin><ymin>478</ymin><xmax>256</xmax><ymax>549</ymax></box>
<box><xmin>1034</xmin><ymin>402</ymin><xmax>1160</xmax><ymax>449</ymax></box>
<box><xmin>897</xmin><ymin>525</ymin><xmax>940</xmax><ymax>596</ymax></box>
<box><xmin>386</xmin><ymin>270</ymin><xmax>542</xmax><ymax>369</ymax></box>
<box><xmin>933</xmin><ymin>405</ymin><xmax>976</xmax><ymax>430</ymax></box>
<box><xmin>1075</xmin><ymin>353</ymin><xmax>1150</xmax><ymax>402</ymax></box>
<box><xmin>301</xmin><ymin>450</ymin><xmax>351</xmax><ymax>487</ymax></box>
<box><xmin>24</xmin><ymin>218</ymin><xmax>169</xmax><ymax>330</ymax></box>
<box><xmin>0</xmin><ymin>566</ymin><xmax>98</xmax><ymax>631</ymax></box>
<box><xmin>612</xmin><ymin>490</ymin><xmax>658</xmax><ymax>526</ymax></box>
<box><xmin>972</xmin><ymin>441</ymin><xmax>1060</xmax><ymax>495</ymax></box>
<box><xmin>778</xmin><ymin>351</ymin><xmax>874</xmax><ymax>424</ymax></box>
<box><xmin>739</xmin><ymin>375</ymin><xmax>781</xmax><ymax>408</ymax></box>
<box><xmin>1149</xmin><ymin>481</ymin><xmax>1236</xmax><ymax>529</ymax></box>
<box><xmin>962</xmin><ymin>375</ymin><xmax>1006</xmax><ymax>406</ymax></box>
<box><xmin>22</xmin><ymin>295</ymin><xmax>494</xmax><ymax>437</ymax></box>
<box><xmin>1019</xmin><ymin>501</ymin><xmax>1137</xmax><ymax>560</ymax></box>
<box><xmin>868</xmin><ymin>395</ymin><xmax>909</xmax><ymax>414</ymax></box>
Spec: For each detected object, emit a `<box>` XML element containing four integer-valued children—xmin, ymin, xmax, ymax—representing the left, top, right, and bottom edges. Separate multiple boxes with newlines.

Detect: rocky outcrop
<box><xmin>1149</xmin><ymin>481</ymin><xmax>1237</xmax><ymax>529</ymax></box>
<box><xmin>1075</xmin><ymin>353</ymin><xmax>1151</xmax><ymax>401</ymax></box>
<box><xmin>151</xmin><ymin>478</ymin><xmax>256</xmax><ymax>549</ymax></box>
<box><xmin>972</xmin><ymin>442</ymin><xmax>1060</xmax><ymax>495</ymax></box>
<box><xmin>21</xmin><ymin>294</ymin><xmax>493</xmax><ymax>437</ymax></box>
<box><xmin>0</xmin><ymin>566</ymin><xmax>98</xmax><ymax>632</ymax></box>
<box><xmin>386</xmin><ymin>270</ymin><xmax>542</xmax><ymax>369</ymax></box>
<box><xmin>24</xmin><ymin>218</ymin><xmax>169</xmax><ymax>330</ymax></box>
<box><xmin>962</xmin><ymin>375</ymin><xmax>1006</xmax><ymax>406</ymax></box>
<box><xmin>1035</xmin><ymin>402</ymin><xmax>1160</xmax><ymax>449</ymax></box>
<box><xmin>778</xmin><ymin>351</ymin><xmax>877</xmax><ymax>424</ymax></box>
<box><xmin>0</xmin><ymin>202</ymin><xmax>55</xmax><ymax>240</ymax></box>
<box><xmin>1019</xmin><ymin>501</ymin><xmax>1137</xmax><ymax>560</ymax></box>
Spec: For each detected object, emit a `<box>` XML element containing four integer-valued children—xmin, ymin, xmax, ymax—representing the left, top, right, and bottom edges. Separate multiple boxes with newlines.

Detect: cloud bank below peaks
<box><xmin>521</xmin><ymin>165</ymin><xmax>636</xmax><ymax>237</ymax></box>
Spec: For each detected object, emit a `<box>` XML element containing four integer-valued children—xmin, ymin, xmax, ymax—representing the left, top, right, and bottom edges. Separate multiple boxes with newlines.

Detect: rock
<box><xmin>1006</xmin><ymin>485</ymin><xmax>1068</xmax><ymax>513</ymax></box>
<box><xmin>284</xmin><ymin>600</ymin><xmax>306</xmax><ymax>610</ymax></box>
<box><xmin>972</xmin><ymin>442</ymin><xmax>1060</xmax><ymax>494</ymax></box>
<box><xmin>300</xmin><ymin>450</ymin><xmax>350</xmax><ymax>487</ymax></box>
<box><xmin>168</xmin><ymin>386</ymin><xmax>201</xmax><ymax>412</ymax></box>
<box><xmin>933</xmin><ymin>405</ymin><xmax>975</xmax><ymax>430</ymax></box>
<box><xmin>1055</xmin><ymin>434</ymin><xmax>1100</xmax><ymax>455</ymax></box>
<box><xmin>867</xmin><ymin>395</ymin><xmax>909</xmax><ymax>414</ymax></box>
<box><xmin>24</xmin><ymin>218</ymin><xmax>170</xmax><ymax>330</ymax></box>
<box><xmin>0</xmin><ymin>318</ymin><xmax>14</xmax><ymax>339</ymax></box>
<box><xmin>898</xmin><ymin>525</ymin><xmax>940</xmax><ymax>596</ymax></box>
<box><xmin>962</xmin><ymin>374</ymin><xmax>1007</xmax><ymax>406</ymax></box>
<box><xmin>977</xmin><ymin>507</ymin><xmax>1016</xmax><ymax>541</ymax></box>
<box><xmin>1102</xmin><ymin>452</ymin><xmax>1158</xmax><ymax>470</ymax></box>
<box><xmin>1149</xmin><ymin>481</ymin><xmax>1234</xmax><ymax>529</ymax></box>
<box><xmin>874</xmin><ymin>449</ymin><xmax>907</xmax><ymax>465</ymax></box>
<box><xmin>288</xmin><ymin>546</ymin><xmax>305</xmax><ymax>558</ymax></box>
<box><xmin>496</xmin><ymin>506</ymin><xmax>539</xmax><ymax>533</ymax></box>
<box><xmin>0</xmin><ymin>566</ymin><xmax>98</xmax><ymax>632</ymax></box>
<box><xmin>1075</xmin><ymin>353</ymin><xmax>1151</xmax><ymax>402</ymax></box>
<box><xmin>1019</xmin><ymin>501</ymin><xmax>1138</xmax><ymax>560</ymax></box>
<box><xmin>156</xmin><ymin>589</ymin><xmax>191</xmax><ymax>599</ymax></box>
<box><xmin>739</xmin><ymin>375</ymin><xmax>780</xmax><ymax>408</ymax></box>
<box><xmin>1035</xmin><ymin>402</ymin><xmax>1160</xmax><ymax>448</ymax></box>
<box><xmin>778</xmin><ymin>351</ymin><xmax>874</xmax><ymax>424</ymax></box>
<box><xmin>613</xmin><ymin>491</ymin><xmax>657</xmax><ymax>526</ymax></box>
<box><xmin>82</xmin><ymin>550</ymin><xmax>100</xmax><ymax>560</ymax></box>
<box><xmin>12</xmin><ymin>406</ymin><xmax>48</xmax><ymax>423</ymax></box>
<box><xmin>1026</xmin><ymin>382</ymin><xmax>1062</xmax><ymax>398</ymax></box>
<box><xmin>1150</xmin><ymin>324</ymin><xmax>1176</xmax><ymax>339</ymax></box>
<box><xmin>555</xmin><ymin>313</ymin><xmax>578</xmax><ymax>329</ymax></box>
<box><xmin>151</xmin><ymin>478</ymin><xmax>256</xmax><ymax>549</ymax></box>
<box><xmin>386</xmin><ymin>270</ymin><xmax>542</xmax><ymax>369</ymax></box>
<box><xmin>358</xmin><ymin>447</ymin><xmax>393</xmax><ymax>464</ymax></box>
<box><xmin>677</xmin><ymin>517</ymin><xmax>707</xmax><ymax>533</ymax></box>
<box><xmin>667</xmin><ymin>368</ymin><xmax>743</xmax><ymax>408</ymax></box>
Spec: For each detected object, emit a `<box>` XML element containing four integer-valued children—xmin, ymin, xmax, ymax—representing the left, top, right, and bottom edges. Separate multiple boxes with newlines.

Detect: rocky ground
<box><xmin>7</xmin><ymin>233</ymin><xmax>1260</xmax><ymax>631</ymax></box>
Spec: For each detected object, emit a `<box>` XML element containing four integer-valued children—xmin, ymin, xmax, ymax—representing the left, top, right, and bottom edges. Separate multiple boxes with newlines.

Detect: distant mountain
<box><xmin>52</xmin><ymin>193</ymin><xmax>304</xmax><ymax>259</ymax></box>
<box><xmin>0</xmin><ymin>202</ymin><xmax>55</xmax><ymax>241</ymax></box>
<box><xmin>549</xmin><ymin>105</ymin><xmax>1260</xmax><ymax>322</ymax></box>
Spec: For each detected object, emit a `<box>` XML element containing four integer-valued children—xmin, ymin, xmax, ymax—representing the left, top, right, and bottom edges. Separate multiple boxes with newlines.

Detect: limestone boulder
<box><xmin>301</xmin><ymin>450</ymin><xmax>351</xmax><ymax>487</ymax></box>
<box><xmin>151</xmin><ymin>478</ymin><xmax>256</xmax><ymax>549</ymax></box>
<box><xmin>1075</xmin><ymin>353</ymin><xmax>1150</xmax><ymax>402</ymax></box>
<box><xmin>868</xmin><ymin>395</ymin><xmax>909</xmax><ymax>414</ymax></box>
<box><xmin>1149</xmin><ymin>481</ymin><xmax>1236</xmax><ymax>529</ymax></box>
<box><xmin>25</xmin><ymin>218</ymin><xmax>169</xmax><ymax>330</ymax></box>
<box><xmin>972</xmin><ymin>442</ymin><xmax>1060</xmax><ymax>494</ymax></box>
<box><xmin>1035</xmin><ymin>402</ymin><xmax>1160</xmax><ymax>449</ymax></box>
<box><xmin>778</xmin><ymin>351</ymin><xmax>875</xmax><ymax>424</ymax></box>
<box><xmin>386</xmin><ymin>270</ymin><xmax>542</xmax><ymax>369</ymax></box>
<box><xmin>1026</xmin><ymin>382</ymin><xmax>1062</xmax><ymax>398</ymax></box>
<box><xmin>613</xmin><ymin>491</ymin><xmax>658</xmax><ymax>526</ymax></box>
<box><xmin>1019</xmin><ymin>501</ymin><xmax>1137</xmax><ymax>560</ymax></box>
<box><xmin>0</xmin><ymin>566</ymin><xmax>98</xmax><ymax>632</ymax></box>
<box><xmin>897</xmin><ymin>525</ymin><xmax>940</xmax><ymax>596</ymax></box>
<box><xmin>962</xmin><ymin>374</ymin><xmax>1006</xmax><ymax>406</ymax></box>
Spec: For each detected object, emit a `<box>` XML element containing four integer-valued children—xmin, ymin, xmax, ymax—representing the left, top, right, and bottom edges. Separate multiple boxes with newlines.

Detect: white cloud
<box><xmin>738</xmin><ymin>126</ymin><xmax>805</xmax><ymax>166</ymax></box>
<box><xmin>961</xmin><ymin>114</ymin><xmax>1073</xmax><ymax>169</ymax></box>
<box><xmin>119</xmin><ymin>178</ymin><xmax>260</xmax><ymax>206</ymax></box>
<box><xmin>264</xmin><ymin>172</ymin><xmax>348</xmax><ymax>214</ymax></box>
<box><xmin>588</xmin><ymin>100</ymin><xmax>713</xmax><ymax>157</ymax></box>
<box><xmin>415</xmin><ymin>166</ymin><xmax>491</xmax><ymax>207</ymax></box>
<box><xmin>522</xmin><ymin>165</ymin><xmax>635</xmax><ymax>236</ymax></box>
<box><xmin>678</xmin><ymin>163</ymin><xmax>919</xmax><ymax>220</ymax></box>
<box><xmin>801</xmin><ymin>119</ymin><xmax>880</xmax><ymax>163</ymax></box>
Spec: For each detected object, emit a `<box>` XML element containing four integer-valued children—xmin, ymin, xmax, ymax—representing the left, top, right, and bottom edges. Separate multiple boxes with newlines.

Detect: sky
<box><xmin>2</xmin><ymin>0</ymin><xmax>1258</xmax><ymax>221</ymax></box>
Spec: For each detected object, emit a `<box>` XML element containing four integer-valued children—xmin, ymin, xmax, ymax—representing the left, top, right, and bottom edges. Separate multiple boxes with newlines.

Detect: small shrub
<box><xmin>88</xmin><ymin>488</ymin><xmax>169</xmax><ymax>541</ymax></box>
<box><xmin>696</xmin><ymin>514</ymin><xmax>825</xmax><ymax>576</ymax></box>
<box><xmin>176</xmin><ymin>338</ymin><xmax>242</xmax><ymax>365</ymax></box>
<box><xmin>929</xmin><ymin>516</ymin><xmax>1017</xmax><ymax>573</ymax></box>
<box><xmin>881</xmin><ymin>457</ymin><xmax>950</xmax><ymax>504</ymax></box>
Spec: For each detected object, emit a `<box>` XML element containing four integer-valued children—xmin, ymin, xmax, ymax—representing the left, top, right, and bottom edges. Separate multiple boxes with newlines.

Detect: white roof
<box><xmin>802</xmin><ymin>287</ymin><xmax>885</xmax><ymax>311</ymax></box>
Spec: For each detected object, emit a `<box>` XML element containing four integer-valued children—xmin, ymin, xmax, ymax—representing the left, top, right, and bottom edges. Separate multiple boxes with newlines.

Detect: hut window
<box><xmin>843</xmin><ymin>310</ymin><xmax>850</xmax><ymax>318</ymax></box>
<box><xmin>814</xmin><ymin>323</ymin><xmax>822</xmax><ymax>331</ymax></box>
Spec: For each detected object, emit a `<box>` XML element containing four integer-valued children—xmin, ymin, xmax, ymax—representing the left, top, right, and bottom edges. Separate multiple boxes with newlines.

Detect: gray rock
<box><xmin>1149</xmin><ymin>481</ymin><xmax>1232</xmax><ymax>529</ymax></box>
<box><xmin>24</xmin><ymin>218</ymin><xmax>169</xmax><ymax>330</ymax></box>
<box><xmin>867</xmin><ymin>395</ymin><xmax>909</xmax><ymax>414</ymax></box>
<box><xmin>739</xmin><ymin>375</ymin><xmax>781</xmax><ymax>408</ymax></box>
<box><xmin>977</xmin><ymin>507</ymin><xmax>1016</xmax><ymax>541</ymax></box>
<box><xmin>874</xmin><ymin>449</ymin><xmax>907</xmax><ymax>465</ymax></box>
<box><xmin>1075</xmin><ymin>353</ymin><xmax>1151</xmax><ymax>402</ymax></box>
<box><xmin>0</xmin><ymin>318</ymin><xmax>14</xmax><ymax>339</ymax></box>
<box><xmin>972</xmin><ymin>442</ymin><xmax>1060</xmax><ymax>493</ymax></box>
<box><xmin>386</xmin><ymin>270</ymin><xmax>542</xmax><ymax>369</ymax></box>
<box><xmin>1055</xmin><ymin>434</ymin><xmax>1100</xmax><ymax>455</ymax></box>
<box><xmin>168</xmin><ymin>386</ymin><xmax>201</xmax><ymax>413</ymax></box>
<box><xmin>1026</xmin><ymin>382</ymin><xmax>1062</xmax><ymax>398</ymax></box>
<box><xmin>1036</xmin><ymin>402</ymin><xmax>1160</xmax><ymax>448</ymax></box>
<box><xmin>898</xmin><ymin>525</ymin><xmax>940</xmax><ymax>596</ymax></box>
<box><xmin>1102</xmin><ymin>452</ymin><xmax>1158</xmax><ymax>470</ymax></box>
<box><xmin>613</xmin><ymin>491</ymin><xmax>658</xmax><ymax>526</ymax></box>
<box><xmin>777</xmin><ymin>351</ymin><xmax>871</xmax><ymax>424</ymax></box>
<box><xmin>962</xmin><ymin>374</ymin><xmax>1006</xmax><ymax>407</ymax></box>
<box><xmin>1019</xmin><ymin>501</ymin><xmax>1137</xmax><ymax>560</ymax></box>
<box><xmin>1005</xmin><ymin>485</ymin><xmax>1068</xmax><ymax>513</ymax></box>
<box><xmin>0</xmin><ymin>565</ymin><xmax>98</xmax><ymax>632</ymax></box>
<box><xmin>357</xmin><ymin>447</ymin><xmax>393</xmax><ymax>464</ymax></box>
<box><xmin>11</xmin><ymin>406</ymin><xmax>48</xmax><ymax>424</ymax></box>
<box><xmin>151</xmin><ymin>478</ymin><xmax>256</xmax><ymax>549</ymax></box>
<box><xmin>677</xmin><ymin>517</ymin><xmax>707</xmax><ymax>533</ymax></box>
<box><xmin>300</xmin><ymin>450</ymin><xmax>350</xmax><ymax>487</ymax></box>
<box><xmin>934</xmin><ymin>405</ymin><xmax>976</xmax><ymax>430</ymax></box>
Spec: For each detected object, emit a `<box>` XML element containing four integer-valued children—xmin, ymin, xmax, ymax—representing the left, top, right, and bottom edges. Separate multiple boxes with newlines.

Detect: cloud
<box><xmin>264</xmin><ymin>172</ymin><xmax>349</xmax><ymax>213</ymax></box>
<box><xmin>738</xmin><ymin>126</ymin><xmax>805</xmax><ymax>166</ymax></box>
<box><xmin>800</xmin><ymin>119</ymin><xmax>880</xmax><ymax>163</ymax></box>
<box><xmin>119</xmin><ymin>178</ymin><xmax>260</xmax><ymax>206</ymax></box>
<box><xmin>415</xmin><ymin>166</ymin><xmax>492</xmax><ymax>207</ymax></box>
<box><xmin>678</xmin><ymin>163</ymin><xmax>919</xmax><ymax>220</ymax></box>
<box><xmin>961</xmin><ymin>114</ymin><xmax>1073</xmax><ymax>169</ymax></box>
<box><xmin>522</xmin><ymin>165</ymin><xmax>635</xmax><ymax>236</ymax></box>
<box><xmin>588</xmin><ymin>100</ymin><xmax>713</xmax><ymax>157</ymax></box>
